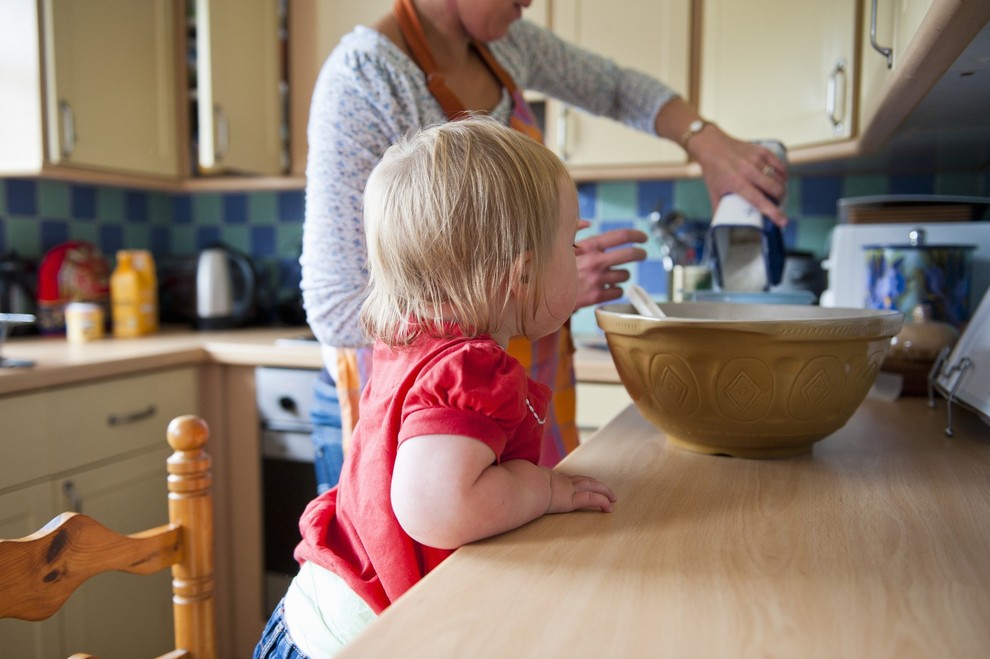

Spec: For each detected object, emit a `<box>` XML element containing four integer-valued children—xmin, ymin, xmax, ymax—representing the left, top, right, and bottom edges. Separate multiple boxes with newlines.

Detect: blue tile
<box><xmin>99</xmin><ymin>225</ymin><xmax>124</xmax><ymax>256</ymax></box>
<box><xmin>890</xmin><ymin>173</ymin><xmax>935</xmax><ymax>195</ymax></box>
<box><xmin>279</xmin><ymin>257</ymin><xmax>302</xmax><ymax>288</ymax></box>
<box><xmin>799</xmin><ymin>176</ymin><xmax>843</xmax><ymax>216</ymax></box>
<box><xmin>277</xmin><ymin>191</ymin><xmax>304</xmax><ymax>223</ymax></box>
<box><xmin>577</xmin><ymin>183</ymin><xmax>598</xmax><ymax>219</ymax></box>
<box><xmin>0</xmin><ymin>218</ymin><xmax>5</xmax><ymax>254</ymax></box>
<box><xmin>636</xmin><ymin>180</ymin><xmax>674</xmax><ymax>217</ymax></box>
<box><xmin>172</xmin><ymin>195</ymin><xmax>194</xmax><ymax>225</ymax></box>
<box><xmin>124</xmin><ymin>190</ymin><xmax>149</xmax><ymax>223</ymax></box>
<box><xmin>637</xmin><ymin>259</ymin><xmax>668</xmax><ymax>295</ymax></box>
<box><xmin>70</xmin><ymin>185</ymin><xmax>96</xmax><ymax>220</ymax></box>
<box><xmin>7</xmin><ymin>179</ymin><xmax>37</xmax><ymax>215</ymax></box>
<box><xmin>197</xmin><ymin>227</ymin><xmax>222</xmax><ymax>249</ymax></box>
<box><xmin>598</xmin><ymin>220</ymin><xmax>636</xmax><ymax>237</ymax></box>
<box><xmin>251</xmin><ymin>225</ymin><xmax>277</xmax><ymax>257</ymax></box>
<box><xmin>223</xmin><ymin>193</ymin><xmax>248</xmax><ymax>224</ymax></box>
<box><xmin>150</xmin><ymin>226</ymin><xmax>171</xmax><ymax>256</ymax></box>
<box><xmin>40</xmin><ymin>220</ymin><xmax>69</xmax><ymax>252</ymax></box>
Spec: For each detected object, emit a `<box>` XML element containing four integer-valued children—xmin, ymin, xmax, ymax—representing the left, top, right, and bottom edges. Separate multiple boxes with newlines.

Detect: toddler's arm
<box><xmin>391</xmin><ymin>434</ymin><xmax>616</xmax><ymax>550</ymax></box>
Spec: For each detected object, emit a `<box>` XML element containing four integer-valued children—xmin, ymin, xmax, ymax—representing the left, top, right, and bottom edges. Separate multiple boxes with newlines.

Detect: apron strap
<box><xmin>392</xmin><ymin>0</ymin><xmax>543</xmax><ymax>141</ymax></box>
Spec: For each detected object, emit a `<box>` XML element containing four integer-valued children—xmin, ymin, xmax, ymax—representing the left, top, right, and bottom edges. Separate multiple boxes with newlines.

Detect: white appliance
<box><xmin>820</xmin><ymin>222</ymin><xmax>990</xmax><ymax>312</ymax></box>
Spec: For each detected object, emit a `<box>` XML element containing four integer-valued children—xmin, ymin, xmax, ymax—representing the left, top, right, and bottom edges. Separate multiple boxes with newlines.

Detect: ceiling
<box><xmin>794</xmin><ymin>20</ymin><xmax>990</xmax><ymax>176</ymax></box>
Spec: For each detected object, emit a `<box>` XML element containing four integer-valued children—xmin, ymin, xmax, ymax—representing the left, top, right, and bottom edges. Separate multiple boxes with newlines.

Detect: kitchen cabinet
<box><xmin>193</xmin><ymin>0</ymin><xmax>287</xmax><ymax>176</ymax></box>
<box><xmin>0</xmin><ymin>366</ymin><xmax>198</xmax><ymax>658</ymax></box>
<box><xmin>858</xmin><ymin>0</ymin><xmax>934</xmax><ymax>131</ymax></box>
<box><xmin>576</xmin><ymin>381</ymin><xmax>631</xmax><ymax>442</ymax></box>
<box><xmin>545</xmin><ymin>0</ymin><xmax>692</xmax><ymax>171</ymax></box>
<box><xmin>42</xmin><ymin>0</ymin><xmax>186</xmax><ymax>178</ymax></box>
<box><xmin>699</xmin><ymin>0</ymin><xmax>858</xmax><ymax>148</ymax></box>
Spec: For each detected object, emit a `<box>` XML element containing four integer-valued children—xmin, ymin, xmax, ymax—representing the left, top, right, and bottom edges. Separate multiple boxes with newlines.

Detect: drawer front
<box><xmin>49</xmin><ymin>367</ymin><xmax>198</xmax><ymax>475</ymax></box>
<box><xmin>0</xmin><ymin>392</ymin><xmax>60</xmax><ymax>491</ymax></box>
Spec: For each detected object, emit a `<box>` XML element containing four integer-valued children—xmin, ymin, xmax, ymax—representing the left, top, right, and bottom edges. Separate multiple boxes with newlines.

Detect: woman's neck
<box><xmin>411</xmin><ymin>0</ymin><xmax>472</xmax><ymax>68</ymax></box>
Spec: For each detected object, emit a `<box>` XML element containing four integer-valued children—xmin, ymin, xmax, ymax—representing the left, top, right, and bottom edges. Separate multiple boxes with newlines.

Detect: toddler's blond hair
<box><xmin>361</xmin><ymin>116</ymin><xmax>573</xmax><ymax>346</ymax></box>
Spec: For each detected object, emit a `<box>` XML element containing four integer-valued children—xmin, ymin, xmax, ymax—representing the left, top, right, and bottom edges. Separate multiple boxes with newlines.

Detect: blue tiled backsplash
<box><xmin>2</xmin><ymin>171</ymin><xmax>987</xmax><ymax>334</ymax></box>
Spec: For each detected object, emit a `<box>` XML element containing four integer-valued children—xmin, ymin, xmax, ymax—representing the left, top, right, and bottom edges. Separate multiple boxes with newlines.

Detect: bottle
<box><xmin>131</xmin><ymin>250</ymin><xmax>159</xmax><ymax>335</ymax></box>
<box><xmin>110</xmin><ymin>251</ymin><xmax>141</xmax><ymax>338</ymax></box>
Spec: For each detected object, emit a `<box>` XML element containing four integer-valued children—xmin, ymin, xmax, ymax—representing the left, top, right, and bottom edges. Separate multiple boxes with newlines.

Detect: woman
<box><xmin>301</xmin><ymin>0</ymin><xmax>789</xmax><ymax>483</ymax></box>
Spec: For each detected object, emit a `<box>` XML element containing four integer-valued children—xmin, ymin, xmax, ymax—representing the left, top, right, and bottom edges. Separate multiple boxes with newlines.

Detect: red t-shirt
<box><xmin>294</xmin><ymin>330</ymin><xmax>551</xmax><ymax>613</ymax></box>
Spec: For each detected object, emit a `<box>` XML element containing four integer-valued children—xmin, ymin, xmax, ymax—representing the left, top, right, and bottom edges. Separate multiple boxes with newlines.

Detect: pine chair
<box><xmin>0</xmin><ymin>415</ymin><xmax>217</xmax><ymax>659</ymax></box>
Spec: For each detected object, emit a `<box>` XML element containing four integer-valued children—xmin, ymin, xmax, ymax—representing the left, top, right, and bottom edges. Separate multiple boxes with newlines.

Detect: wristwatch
<box><xmin>680</xmin><ymin>119</ymin><xmax>712</xmax><ymax>148</ymax></box>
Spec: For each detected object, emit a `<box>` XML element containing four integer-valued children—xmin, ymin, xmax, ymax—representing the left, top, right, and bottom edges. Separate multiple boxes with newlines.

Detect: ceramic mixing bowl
<box><xmin>595</xmin><ymin>302</ymin><xmax>904</xmax><ymax>458</ymax></box>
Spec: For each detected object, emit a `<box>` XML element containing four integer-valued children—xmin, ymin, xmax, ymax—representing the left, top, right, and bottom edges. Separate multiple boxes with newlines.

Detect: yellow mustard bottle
<box><xmin>110</xmin><ymin>250</ymin><xmax>141</xmax><ymax>338</ymax></box>
<box><xmin>131</xmin><ymin>249</ymin><xmax>159</xmax><ymax>335</ymax></box>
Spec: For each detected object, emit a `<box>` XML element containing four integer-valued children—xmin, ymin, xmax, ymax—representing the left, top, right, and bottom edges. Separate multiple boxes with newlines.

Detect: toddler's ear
<box><xmin>511</xmin><ymin>251</ymin><xmax>532</xmax><ymax>291</ymax></box>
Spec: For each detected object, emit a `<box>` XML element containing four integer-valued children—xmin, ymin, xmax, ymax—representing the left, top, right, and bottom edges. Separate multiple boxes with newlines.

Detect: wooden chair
<box><xmin>0</xmin><ymin>415</ymin><xmax>217</xmax><ymax>659</ymax></box>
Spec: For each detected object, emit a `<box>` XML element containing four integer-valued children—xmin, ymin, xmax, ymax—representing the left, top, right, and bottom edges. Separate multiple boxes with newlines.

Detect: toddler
<box><xmin>255</xmin><ymin>116</ymin><xmax>616</xmax><ymax>658</ymax></box>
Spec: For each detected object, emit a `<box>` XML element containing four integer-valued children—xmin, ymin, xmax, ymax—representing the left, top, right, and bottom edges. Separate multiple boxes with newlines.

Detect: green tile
<box><xmin>672</xmin><ymin>179</ymin><xmax>712</xmax><ymax>219</ymax></box>
<box><xmin>124</xmin><ymin>225</ymin><xmax>152</xmax><ymax>249</ymax></box>
<box><xmin>96</xmin><ymin>187</ymin><xmax>126</xmax><ymax>223</ymax></box>
<box><xmin>841</xmin><ymin>175</ymin><xmax>888</xmax><ymax>199</ymax></box>
<box><xmin>192</xmin><ymin>194</ymin><xmax>222</xmax><ymax>225</ymax></box>
<box><xmin>147</xmin><ymin>192</ymin><xmax>172</xmax><ymax>225</ymax></box>
<box><xmin>276</xmin><ymin>224</ymin><xmax>304</xmax><ymax>256</ymax></box>
<box><xmin>793</xmin><ymin>215</ymin><xmax>835</xmax><ymax>258</ymax></box>
<box><xmin>4</xmin><ymin>216</ymin><xmax>41</xmax><ymax>254</ymax></box>
<box><xmin>598</xmin><ymin>181</ymin><xmax>637</xmax><ymax>218</ymax></box>
<box><xmin>170</xmin><ymin>226</ymin><xmax>198</xmax><ymax>255</ymax></box>
<box><xmin>71</xmin><ymin>223</ymin><xmax>100</xmax><ymax>245</ymax></box>
<box><xmin>571</xmin><ymin>306</ymin><xmax>598</xmax><ymax>336</ymax></box>
<box><xmin>248</xmin><ymin>192</ymin><xmax>278</xmax><ymax>224</ymax></box>
<box><xmin>38</xmin><ymin>180</ymin><xmax>70</xmax><ymax>217</ymax></box>
<box><xmin>934</xmin><ymin>172</ymin><xmax>983</xmax><ymax>196</ymax></box>
<box><xmin>220</xmin><ymin>226</ymin><xmax>250</xmax><ymax>253</ymax></box>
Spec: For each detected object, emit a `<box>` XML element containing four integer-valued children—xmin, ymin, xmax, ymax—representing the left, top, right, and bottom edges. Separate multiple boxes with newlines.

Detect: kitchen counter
<box><xmin>339</xmin><ymin>397</ymin><xmax>990</xmax><ymax>658</ymax></box>
<box><xmin>0</xmin><ymin>328</ymin><xmax>619</xmax><ymax>396</ymax></box>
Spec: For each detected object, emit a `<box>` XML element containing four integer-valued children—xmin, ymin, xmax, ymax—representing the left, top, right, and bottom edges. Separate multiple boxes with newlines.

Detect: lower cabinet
<box><xmin>576</xmin><ymin>382</ymin><xmax>632</xmax><ymax>442</ymax></box>
<box><xmin>0</xmin><ymin>366</ymin><xmax>198</xmax><ymax>658</ymax></box>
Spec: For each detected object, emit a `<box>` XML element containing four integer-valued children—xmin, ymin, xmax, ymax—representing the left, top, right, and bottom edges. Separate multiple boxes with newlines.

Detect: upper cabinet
<box><xmin>193</xmin><ymin>0</ymin><xmax>287</xmax><ymax>176</ymax></box>
<box><xmin>699</xmin><ymin>0</ymin><xmax>858</xmax><ymax>149</ymax></box>
<box><xmin>545</xmin><ymin>0</ymin><xmax>692</xmax><ymax>171</ymax></box>
<box><xmin>858</xmin><ymin>0</ymin><xmax>934</xmax><ymax>131</ymax></box>
<box><xmin>42</xmin><ymin>0</ymin><xmax>186</xmax><ymax>178</ymax></box>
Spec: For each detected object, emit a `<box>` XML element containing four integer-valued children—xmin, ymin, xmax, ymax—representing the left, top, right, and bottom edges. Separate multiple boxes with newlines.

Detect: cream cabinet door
<box><xmin>43</xmin><ymin>0</ymin><xmax>183</xmax><ymax>177</ymax></box>
<box><xmin>547</xmin><ymin>0</ymin><xmax>691</xmax><ymax>167</ymax></box>
<box><xmin>195</xmin><ymin>0</ymin><xmax>286</xmax><ymax>175</ymax></box>
<box><xmin>0</xmin><ymin>483</ymin><xmax>61</xmax><ymax>658</ymax></box>
<box><xmin>57</xmin><ymin>449</ymin><xmax>174</xmax><ymax>659</ymax></box>
<box><xmin>859</xmin><ymin>0</ymin><xmax>934</xmax><ymax>129</ymax></box>
<box><xmin>700</xmin><ymin>0</ymin><xmax>857</xmax><ymax>147</ymax></box>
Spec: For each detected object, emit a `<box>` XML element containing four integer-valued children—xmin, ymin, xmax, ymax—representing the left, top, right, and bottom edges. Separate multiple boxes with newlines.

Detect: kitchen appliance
<box><xmin>255</xmin><ymin>366</ymin><xmax>325</xmax><ymax>615</ymax></box>
<box><xmin>708</xmin><ymin>140</ymin><xmax>788</xmax><ymax>293</ymax></box>
<box><xmin>195</xmin><ymin>244</ymin><xmax>257</xmax><ymax>329</ymax></box>
<box><xmin>0</xmin><ymin>252</ymin><xmax>37</xmax><ymax>334</ymax></box>
<box><xmin>821</xmin><ymin>222</ymin><xmax>990</xmax><ymax>312</ymax></box>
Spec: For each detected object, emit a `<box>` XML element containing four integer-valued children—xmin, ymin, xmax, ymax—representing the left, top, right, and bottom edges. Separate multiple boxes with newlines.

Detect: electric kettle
<box><xmin>195</xmin><ymin>244</ymin><xmax>257</xmax><ymax>329</ymax></box>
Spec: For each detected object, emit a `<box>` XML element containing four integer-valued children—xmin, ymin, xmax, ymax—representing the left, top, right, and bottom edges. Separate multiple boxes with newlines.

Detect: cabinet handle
<box><xmin>59</xmin><ymin>100</ymin><xmax>75</xmax><ymax>158</ymax></box>
<box><xmin>107</xmin><ymin>404</ymin><xmax>157</xmax><ymax>427</ymax></box>
<box><xmin>556</xmin><ymin>105</ymin><xmax>570</xmax><ymax>162</ymax></box>
<box><xmin>62</xmin><ymin>480</ymin><xmax>82</xmax><ymax>513</ymax></box>
<box><xmin>214</xmin><ymin>104</ymin><xmax>229</xmax><ymax>163</ymax></box>
<box><xmin>869</xmin><ymin>0</ymin><xmax>894</xmax><ymax>69</ymax></box>
<box><xmin>825</xmin><ymin>59</ymin><xmax>847</xmax><ymax>132</ymax></box>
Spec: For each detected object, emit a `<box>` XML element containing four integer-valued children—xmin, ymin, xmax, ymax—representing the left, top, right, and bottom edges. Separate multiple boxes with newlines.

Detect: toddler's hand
<box><xmin>547</xmin><ymin>471</ymin><xmax>616</xmax><ymax>514</ymax></box>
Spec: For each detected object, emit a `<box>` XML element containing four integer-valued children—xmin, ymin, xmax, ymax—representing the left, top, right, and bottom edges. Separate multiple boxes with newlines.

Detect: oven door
<box><xmin>261</xmin><ymin>428</ymin><xmax>318</xmax><ymax>615</ymax></box>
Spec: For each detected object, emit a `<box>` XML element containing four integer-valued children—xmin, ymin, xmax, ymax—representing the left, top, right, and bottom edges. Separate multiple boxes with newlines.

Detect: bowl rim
<box><xmin>595</xmin><ymin>301</ymin><xmax>904</xmax><ymax>338</ymax></box>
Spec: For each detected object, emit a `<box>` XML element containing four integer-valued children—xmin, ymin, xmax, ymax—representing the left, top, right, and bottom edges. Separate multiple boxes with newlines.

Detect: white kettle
<box><xmin>195</xmin><ymin>245</ymin><xmax>256</xmax><ymax>329</ymax></box>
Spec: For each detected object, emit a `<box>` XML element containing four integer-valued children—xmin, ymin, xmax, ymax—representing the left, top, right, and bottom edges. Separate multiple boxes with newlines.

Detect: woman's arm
<box><xmin>391</xmin><ymin>434</ymin><xmax>615</xmax><ymax>550</ymax></box>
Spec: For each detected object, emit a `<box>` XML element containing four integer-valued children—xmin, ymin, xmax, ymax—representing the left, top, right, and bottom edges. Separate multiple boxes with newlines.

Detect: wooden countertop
<box><xmin>340</xmin><ymin>397</ymin><xmax>990</xmax><ymax>658</ymax></box>
<box><xmin>0</xmin><ymin>328</ymin><xmax>618</xmax><ymax>396</ymax></box>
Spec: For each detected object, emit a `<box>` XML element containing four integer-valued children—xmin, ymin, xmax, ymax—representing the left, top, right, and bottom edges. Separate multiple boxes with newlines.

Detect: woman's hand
<box><xmin>687</xmin><ymin>125</ymin><xmax>789</xmax><ymax>227</ymax></box>
<box><xmin>574</xmin><ymin>223</ymin><xmax>648</xmax><ymax>310</ymax></box>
